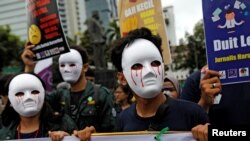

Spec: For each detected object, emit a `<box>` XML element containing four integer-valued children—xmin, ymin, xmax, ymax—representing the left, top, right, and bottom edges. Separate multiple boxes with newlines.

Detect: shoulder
<box><xmin>47</xmin><ymin>87</ymin><xmax>70</xmax><ymax>96</ymax></box>
<box><xmin>169</xmin><ymin>99</ymin><xmax>208</xmax><ymax>124</ymax></box>
<box><xmin>183</xmin><ymin>71</ymin><xmax>201</xmax><ymax>89</ymax></box>
<box><xmin>118</xmin><ymin>104</ymin><xmax>136</xmax><ymax>120</ymax></box>
<box><xmin>170</xmin><ymin>99</ymin><xmax>206</xmax><ymax>114</ymax></box>
<box><xmin>93</xmin><ymin>83</ymin><xmax>112</xmax><ymax>97</ymax></box>
<box><xmin>46</xmin><ymin>88</ymin><xmax>70</xmax><ymax>101</ymax></box>
<box><xmin>94</xmin><ymin>84</ymin><xmax>110</xmax><ymax>94</ymax></box>
<box><xmin>0</xmin><ymin>125</ymin><xmax>15</xmax><ymax>139</ymax></box>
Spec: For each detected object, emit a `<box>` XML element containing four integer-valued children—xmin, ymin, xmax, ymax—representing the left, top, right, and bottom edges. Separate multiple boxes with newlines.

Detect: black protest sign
<box><xmin>27</xmin><ymin>0</ymin><xmax>70</xmax><ymax>61</ymax></box>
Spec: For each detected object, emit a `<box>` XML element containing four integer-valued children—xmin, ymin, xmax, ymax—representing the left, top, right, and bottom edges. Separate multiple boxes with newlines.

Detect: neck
<box><xmin>71</xmin><ymin>75</ymin><xmax>87</xmax><ymax>92</ymax></box>
<box><xmin>120</xmin><ymin>101</ymin><xmax>130</xmax><ymax>110</ymax></box>
<box><xmin>135</xmin><ymin>93</ymin><xmax>166</xmax><ymax>117</ymax></box>
<box><xmin>19</xmin><ymin>114</ymin><xmax>40</xmax><ymax>133</ymax></box>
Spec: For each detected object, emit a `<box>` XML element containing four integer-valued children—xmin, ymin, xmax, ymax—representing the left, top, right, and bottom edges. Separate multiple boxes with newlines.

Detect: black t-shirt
<box><xmin>15</xmin><ymin>130</ymin><xmax>41</xmax><ymax>139</ymax></box>
<box><xmin>116</xmin><ymin>96</ymin><xmax>208</xmax><ymax>131</ymax></box>
<box><xmin>181</xmin><ymin>71</ymin><xmax>250</xmax><ymax>126</ymax></box>
<box><xmin>181</xmin><ymin>71</ymin><xmax>201</xmax><ymax>103</ymax></box>
<box><xmin>209</xmin><ymin>82</ymin><xmax>250</xmax><ymax>126</ymax></box>
<box><xmin>70</xmin><ymin>90</ymin><xmax>84</xmax><ymax>121</ymax></box>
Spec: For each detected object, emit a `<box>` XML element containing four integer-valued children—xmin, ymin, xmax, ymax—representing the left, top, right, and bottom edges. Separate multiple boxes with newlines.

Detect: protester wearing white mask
<box><xmin>110</xmin><ymin>27</ymin><xmax>221</xmax><ymax>132</ymax></box>
<box><xmin>0</xmin><ymin>73</ymin><xmax>77</xmax><ymax>140</ymax></box>
<box><xmin>122</xmin><ymin>39</ymin><xmax>164</xmax><ymax>99</ymax></box>
<box><xmin>59</xmin><ymin>49</ymin><xmax>83</xmax><ymax>84</ymax></box>
<box><xmin>8</xmin><ymin>74</ymin><xmax>45</xmax><ymax>117</ymax></box>
<box><xmin>21</xmin><ymin>45</ymin><xmax>115</xmax><ymax>141</ymax></box>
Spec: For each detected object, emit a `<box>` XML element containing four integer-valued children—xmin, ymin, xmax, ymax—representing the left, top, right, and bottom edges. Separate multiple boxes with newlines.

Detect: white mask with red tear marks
<box><xmin>121</xmin><ymin>39</ymin><xmax>164</xmax><ymax>99</ymax></box>
<box><xmin>8</xmin><ymin>74</ymin><xmax>45</xmax><ymax>117</ymax></box>
<box><xmin>59</xmin><ymin>49</ymin><xmax>83</xmax><ymax>84</ymax></box>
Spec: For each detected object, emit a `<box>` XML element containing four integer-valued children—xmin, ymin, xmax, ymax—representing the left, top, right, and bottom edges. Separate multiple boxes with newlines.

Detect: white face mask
<box><xmin>59</xmin><ymin>49</ymin><xmax>83</xmax><ymax>84</ymax></box>
<box><xmin>122</xmin><ymin>39</ymin><xmax>164</xmax><ymax>99</ymax></box>
<box><xmin>8</xmin><ymin>74</ymin><xmax>45</xmax><ymax>117</ymax></box>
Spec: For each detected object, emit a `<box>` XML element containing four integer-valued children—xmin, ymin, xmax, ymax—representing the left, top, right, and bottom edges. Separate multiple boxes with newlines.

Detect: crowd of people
<box><xmin>0</xmin><ymin>26</ymin><xmax>247</xmax><ymax>141</ymax></box>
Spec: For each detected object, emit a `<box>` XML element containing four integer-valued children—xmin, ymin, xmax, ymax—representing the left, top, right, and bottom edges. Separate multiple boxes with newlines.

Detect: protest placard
<box><xmin>27</xmin><ymin>0</ymin><xmax>70</xmax><ymax>61</ymax></box>
<box><xmin>203</xmin><ymin>0</ymin><xmax>250</xmax><ymax>84</ymax></box>
<box><xmin>118</xmin><ymin>0</ymin><xmax>171</xmax><ymax>64</ymax></box>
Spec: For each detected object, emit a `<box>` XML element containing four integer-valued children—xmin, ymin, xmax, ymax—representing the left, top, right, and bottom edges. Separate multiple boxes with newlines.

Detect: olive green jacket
<box><xmin>46</xmin><ymin>81</ymin><xmax>115</xmax><ymax>132</ymax></box>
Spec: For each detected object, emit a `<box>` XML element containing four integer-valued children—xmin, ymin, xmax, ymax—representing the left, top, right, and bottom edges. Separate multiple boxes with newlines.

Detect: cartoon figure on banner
<box><xmin>28</xmin><ymin>24</ymin><xmax>42</xmax><ymax>44</ymax></box>
<box><xmin>211</xmin><ymin>1</ymin><xmax>248</xmax><ymax>33</ymax></box>
<box><xmin>218</xmin><ymin>9</ymin><xmax>244</xmax><ymax>33</ymax></box>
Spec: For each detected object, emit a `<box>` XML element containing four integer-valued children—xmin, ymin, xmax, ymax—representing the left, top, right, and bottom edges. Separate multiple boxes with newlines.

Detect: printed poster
<box><xmin>27</xmin><ymin>0</ymin><xmax>70</xmax><ymax>61</ymax></box>
<box><xmin>118</xmin><ymin>0</ymin><xmax>172</xmax><ymax>64</ymax></box>
<box><xmin>203</xmin><ymin>0</ymin><xmax>250</xmax><ymax>84</ymax></box>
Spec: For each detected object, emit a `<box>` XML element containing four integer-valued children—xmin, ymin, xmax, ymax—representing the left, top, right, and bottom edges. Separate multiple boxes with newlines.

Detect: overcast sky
<box><xmin>161</xmin><ymin>0</ymin><xmax>203</xmax><ymax>43</ymax></box>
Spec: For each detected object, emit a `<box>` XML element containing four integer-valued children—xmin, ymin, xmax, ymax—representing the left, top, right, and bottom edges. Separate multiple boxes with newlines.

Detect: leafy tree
<box><xmin>173</xmin><ymin>20</ymin><xmax>206</xmax><ymax>73</ymax></box>
<box><xmin>0</xmin><ymin>25</ymin><xmax>24</xmax><ymax>72</ymax></box>
<box><xmin>105</xmin><ymin>19</ymin><xmax>120</xmax><ymax>45</ymax></box>
<box><xmin>79</xmin><ymin>30</ymin><xmax>95</xmax><ymax>65</ymax></box>
<box><xmin>104</xmin><ymin>19</ymin><xmax>121</xmax><ymax>63</ymax></box>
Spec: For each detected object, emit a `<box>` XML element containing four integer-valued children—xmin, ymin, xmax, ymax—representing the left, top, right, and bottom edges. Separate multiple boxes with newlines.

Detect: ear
<box><xmin>83</xmin><ymin>63</ymin><xmax>89</xmax><ymax>73</ymax></box>
<box><xmin>117</xmin><ymin>72</ymin><xmax>127</xmax><ymax>86</ymax></box>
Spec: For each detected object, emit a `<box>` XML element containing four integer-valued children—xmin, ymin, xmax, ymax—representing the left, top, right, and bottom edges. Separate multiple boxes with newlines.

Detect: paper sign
<box><xmin>118</xmin><ymin>0</ymin><xmax>171</xmax><ymax>64</ymax></box>
<box><xmin>26</xmin><ymin>0</ymin><xmax>70</xmax><ymax>61</ymax></box>
<box><xmin>202</xmin><ymin>0</ymin><xmax>250</xmax><ymax>84</ymax></box>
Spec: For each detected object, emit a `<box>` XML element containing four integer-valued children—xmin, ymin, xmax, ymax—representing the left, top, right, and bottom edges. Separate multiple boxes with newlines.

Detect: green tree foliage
<box><xmin>173</xmin><ymin>20</ymin><xmax>207</xmax><ymax>73</ymax></box>
<box><xmin>105</xmin><ymin>19</ymin><xmax>120</xmax><ymax>45</ymax></box>
<box><xmin>104</xmin><ymin>19</ymin><xmax>121</xmax><ymax>63</ymax></box>
<box><xmin>0</xmin><ymin>25</ymin><xmax>24</xmax><ymax>72</ymax></box>
<box><xmin>79</xmin><ymin>30</ymin><xmax>95</xmax><ymax>65</ymax></box>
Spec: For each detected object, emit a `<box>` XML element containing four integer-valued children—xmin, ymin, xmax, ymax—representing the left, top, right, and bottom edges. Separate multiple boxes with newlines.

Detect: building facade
<box><xmin>163</xmin><ymin>5</ymin><xmax>177</xmax><ymax>47</ymax></box>
<box><xmin>0</xmin><ymin>0</ymin><xmax>27</xmax><ymax>40</ymax></box>
<box><xmin>58</xmin><ymin>0</ymin><xmax>87</xmax><ymax>39</ymax></box>
<box><xmin>84</xmin><ymin>0</ymin><xmax>112</xmax><ymax>29</ymax></box>
<box><xmin>0</xmin><ymin>0</ymin><xmax>87</xmax><ymax>41</ymax></box>
<box><xmin>162</xmin><ymin>6</ymin><xmax>190</xmax><ymax>81</ymax></box>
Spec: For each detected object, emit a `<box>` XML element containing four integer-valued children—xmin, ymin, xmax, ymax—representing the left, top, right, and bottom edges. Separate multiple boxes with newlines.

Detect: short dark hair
<box><xmin>111</xmin><ymin>27</ymin><xmax>162</xmax><ymax>72</ymax></box>
<box><xmin>70</xmin><ymin>45</ymin><xmax>89</xmax><ymax>64</ymax></box>
<box><xmin>114</xmin><ymin>84</ymin><xmax>133</xmax><ymax>104</ymax></box>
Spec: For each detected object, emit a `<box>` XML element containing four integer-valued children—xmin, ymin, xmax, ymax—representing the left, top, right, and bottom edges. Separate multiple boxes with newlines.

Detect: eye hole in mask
<box><xmin>131</xmin><ymin>63</ymin><xmax>143</xmax><ymax>70</ymax></box>
<box><xmin>151</xmin><ymin>60</ymin><xmax>161</xmax><ymax>67</ymax></box>
<box><xmin>15</xmin><ymin>92</ymin><xmax>24</xmax><ymax>97</ymax></box>
<box><xmin>31</xmin><ymin>90</ymin><xmax>40</xmax><ymax>95</ymax></box>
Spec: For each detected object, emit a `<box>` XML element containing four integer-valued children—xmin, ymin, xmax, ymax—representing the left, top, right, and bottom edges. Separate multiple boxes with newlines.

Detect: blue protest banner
<box><xmin>203</xmin><ymin>0</ymin><xmax>250</xmax><ymax>84</ymax></box>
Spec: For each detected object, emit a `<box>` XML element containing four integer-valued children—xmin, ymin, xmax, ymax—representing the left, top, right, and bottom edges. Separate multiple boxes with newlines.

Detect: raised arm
<box><xmin>21</xmin><ymin>42</ymin><xmax>36</xmax><ymax>72</ymax></box>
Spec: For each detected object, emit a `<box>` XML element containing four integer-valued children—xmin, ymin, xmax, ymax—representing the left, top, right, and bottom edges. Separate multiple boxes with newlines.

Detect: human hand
<box><xmin>48</xmin><ymin>130</ymin><xmax>69</xmax><ymax>141</ymax></box>
<box><xmin>21</xmin><ymin>41</ymin><xmax>36</xmax><ymax>72</ymax></box>
<box><xmin>199</xmin><ymin>69</ymin><xmax>221</xmax><ymax>109</ymax></box>
<box><xmin>192</xmin><ymin>123</ymin><xmax>209</xmax><ymax>141</ymax></box>
<box><xmin>72</xmin><ymin>126</ymin><xmax>96</xmax><ymax>141</ymax></box>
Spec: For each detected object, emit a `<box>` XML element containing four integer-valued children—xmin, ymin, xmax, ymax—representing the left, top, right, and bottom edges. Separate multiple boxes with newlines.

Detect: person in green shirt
<box><xmin>21</xmin><ymin>44</ymin><xmax>115</xmax><ymax>132</ymax></box>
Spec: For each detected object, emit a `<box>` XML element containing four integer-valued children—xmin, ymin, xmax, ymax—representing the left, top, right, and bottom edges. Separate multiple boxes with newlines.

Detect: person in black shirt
<box><xmin>110</xmin><ymin>27</ymin><xmax>221</xmax><ymax>131</ymax></box>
